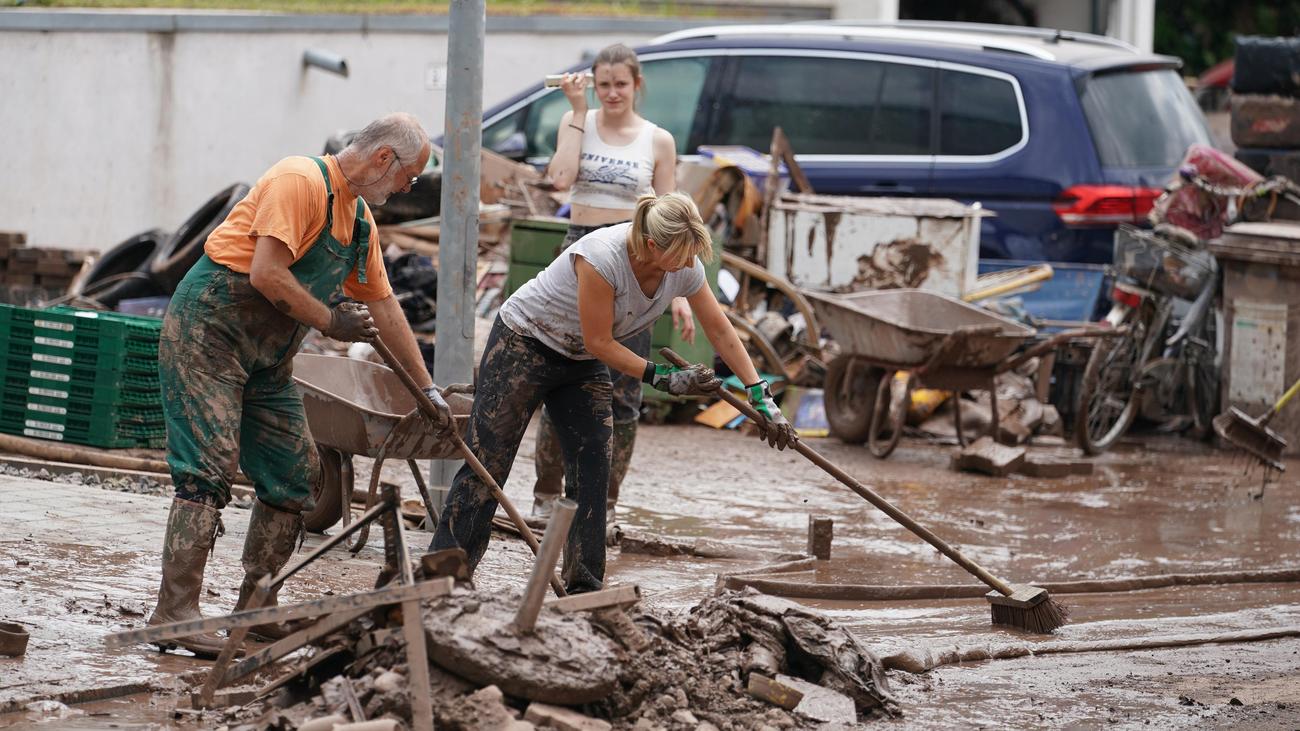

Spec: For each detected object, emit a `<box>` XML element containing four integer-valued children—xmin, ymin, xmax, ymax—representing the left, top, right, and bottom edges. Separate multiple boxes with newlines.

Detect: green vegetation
<box><xmin>6</xmin><ymin>0</ymin><xmax>726</xmax><ymax>16</ymax></box>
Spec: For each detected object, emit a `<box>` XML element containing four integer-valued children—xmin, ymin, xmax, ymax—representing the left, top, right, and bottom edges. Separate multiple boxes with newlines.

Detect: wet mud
<box><xmin>2</xmin><ymin>424</ymin><xmax>1299</xmax><ymax>728</ymax></box>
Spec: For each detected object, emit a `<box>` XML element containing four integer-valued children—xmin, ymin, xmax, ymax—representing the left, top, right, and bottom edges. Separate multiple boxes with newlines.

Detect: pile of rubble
<box><xmin>209</xmin><ymin>587</ymin><xmax>898</xmax><ymax>731</ymax></box>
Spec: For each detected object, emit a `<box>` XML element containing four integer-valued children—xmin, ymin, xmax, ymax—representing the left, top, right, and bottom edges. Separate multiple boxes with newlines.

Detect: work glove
<box><xmin>643</xmin><ymin>362</ymin><xmax>721</xmax><ymax>397</ymax></box>
<box><xmin>420</xmin><ymin>386</ymin><xmax>455</xmax><ymax>432</ymax></box>
<box><xmin>747</xmin><ymin>380</ymin><xmax>796</xmax><ymax>451</ymax></box>
<box><xmin>322</xmin><ymin>301</ymin><xmax>378</xmax><ymax>343</ymax></box>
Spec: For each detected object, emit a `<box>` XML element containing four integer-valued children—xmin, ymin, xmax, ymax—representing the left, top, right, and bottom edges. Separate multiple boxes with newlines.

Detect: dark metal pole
<box><xmin>431</xmin><ymin>0</ymin><xmax>485</xmax><ymax>513</ymax></box>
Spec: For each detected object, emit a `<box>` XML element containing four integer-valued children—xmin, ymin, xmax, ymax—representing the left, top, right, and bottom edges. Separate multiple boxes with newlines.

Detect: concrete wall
<box><xmin>0</xmin><ymin>11</ymin><xmax>692</xmax><ymax>251</ymax></box>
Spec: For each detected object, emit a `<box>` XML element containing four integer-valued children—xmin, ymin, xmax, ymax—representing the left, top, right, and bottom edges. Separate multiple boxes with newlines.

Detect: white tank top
<box><xmin>569</xmin><ymin>110</ymin><xmax>657</xmax><ymax>210</ymax></box>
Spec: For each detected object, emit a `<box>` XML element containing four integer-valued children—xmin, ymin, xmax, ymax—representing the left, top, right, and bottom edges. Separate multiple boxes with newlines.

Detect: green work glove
<box><xmin>642</xmin><ymin>362</ymin><xmax>721</xmax><ymax>396</ymax></box>
<box><xmin>747</xmin><ymin>380</ymin><xmax>796</xmax><ymax>451</ymax></box>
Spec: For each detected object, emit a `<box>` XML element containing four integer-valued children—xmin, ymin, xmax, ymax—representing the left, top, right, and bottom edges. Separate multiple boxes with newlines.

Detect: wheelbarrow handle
<box><xmin>661</xmin><ymin>347</ymin><xmax>1017</xmax><ymax>598</ymax></box>
<box><xmin>370</xmin><ymin>337</ymin><xmax>566</xmax><ymax>597</ymax></box>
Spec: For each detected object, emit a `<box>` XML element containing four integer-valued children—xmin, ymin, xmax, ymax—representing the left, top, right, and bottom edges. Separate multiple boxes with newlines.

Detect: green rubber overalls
<box><xmin>159</xmin><ymin>158</ymin><xmax>370</xmax><ymax>511</ymax></box>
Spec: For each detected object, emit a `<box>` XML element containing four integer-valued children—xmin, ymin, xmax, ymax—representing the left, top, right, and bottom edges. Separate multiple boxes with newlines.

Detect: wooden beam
<box><xmin>222</xmin><ymin>606</ymin><xmax>371</xmax><ymax>685</ymax></box>
<box><xmin>544</xmin><ymin>585</ymin><xmax>641</xmax><ymax>613</ymax></box>
<box><xmin>104</xmin><ymin>578</ymin><xmax>454</xmax><ymax>649</ymax></box>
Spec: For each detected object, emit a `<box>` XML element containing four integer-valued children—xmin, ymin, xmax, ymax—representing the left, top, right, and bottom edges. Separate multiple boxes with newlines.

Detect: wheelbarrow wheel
<box><xmin>824</xmin><ymin>356</ymin><xmax>882</xmax><ymax>444</ymax></box>
<box><xmin>868</xmin><ymin>370</ymin><xmax>910</xmax><ymax>459</ymax></box>
<box><xmin>304</xmin><ymin>444</ymin><xmax>352</xmax><ymax>534</ymax></box>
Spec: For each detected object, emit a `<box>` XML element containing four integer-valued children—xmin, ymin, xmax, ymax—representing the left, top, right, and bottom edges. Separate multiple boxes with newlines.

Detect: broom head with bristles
<box><xmin>1213</xmin><ymin>407</ymin><xmax>1286</xmax><ymax>473</ymax></box>
<box><xmin>986</xmin><ymin>585</ymin><xmax>1068</xmax><ymax>634</ymax></box>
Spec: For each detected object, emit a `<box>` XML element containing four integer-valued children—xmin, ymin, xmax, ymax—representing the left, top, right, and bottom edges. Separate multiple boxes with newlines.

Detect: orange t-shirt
<box><xmin>205</xmin><ymin>155</ymin><xmax>392</xmax><ymax>302</ymax></box>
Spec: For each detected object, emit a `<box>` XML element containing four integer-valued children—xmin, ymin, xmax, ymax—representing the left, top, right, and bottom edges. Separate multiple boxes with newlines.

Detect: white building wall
<box><xmin>0</xmin><ymin>12</ymin><xmax>673</xmax><ymax>251</ymax></box>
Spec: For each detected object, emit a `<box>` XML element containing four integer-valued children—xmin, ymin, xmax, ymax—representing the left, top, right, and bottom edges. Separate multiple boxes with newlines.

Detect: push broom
<box><xmin>662</xmin><ymin>348</ymin><xmax>1067</xmax><ymax>633</ymax></box>
<box><xmin>1213</xmin><ymin>377</ymin><xmax>1300</xmax><ymax>474</ymax></box>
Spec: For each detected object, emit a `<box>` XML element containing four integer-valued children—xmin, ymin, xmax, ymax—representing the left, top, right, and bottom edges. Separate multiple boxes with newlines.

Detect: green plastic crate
<box><xmin>3</xmin><ymin>321</ymin><xmax>158</xmax><ymax>357</ymax></box>
<box><xmin>508</xmin><ymin>217</ymin><xmax>570</xmax><ymax>267</ymax></box>
<box><xmin>0</xmin><ymin>352</ymin><xmax>161</xmax><ymax>393</ymax></box>
<box><xmin>0</xmin><ymin>404</ymin><xmax>166</xmax><ymax>449</ymax></box>
<box><xmin>3</xmin><ymin>388</ymin><xmax>163</xmax><ymax>424</ymax></box>
<box><xmin>0</xmin><ymin>336</ymin><xmax>157</xmax><ymax>375</ymax></box>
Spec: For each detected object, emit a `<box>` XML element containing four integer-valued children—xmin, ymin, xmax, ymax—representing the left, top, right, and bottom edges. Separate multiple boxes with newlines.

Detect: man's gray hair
<box><xmin>346</xmin><ymin>112</ymin><xmax>428</xmax><ymax>161</ymax></box>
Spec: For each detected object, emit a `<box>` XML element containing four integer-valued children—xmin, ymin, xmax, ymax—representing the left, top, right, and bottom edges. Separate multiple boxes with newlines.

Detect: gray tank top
<box><xmin>498</xmin><ymin>222</ymin><xmax>706</xmax><ymax>360</ymax></box>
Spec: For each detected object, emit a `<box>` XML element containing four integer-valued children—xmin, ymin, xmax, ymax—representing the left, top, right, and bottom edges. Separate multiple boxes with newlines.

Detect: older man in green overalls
<box><xmin>147</xmin><ymin>113</ymin><xmax>452</xmax><ymax>657</ymax></box>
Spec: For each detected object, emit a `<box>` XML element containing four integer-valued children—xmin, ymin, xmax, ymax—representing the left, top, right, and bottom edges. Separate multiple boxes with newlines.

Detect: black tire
<box><xmin>1233</xmin><ymin>36</ymin><xmax>1300</xmax><ymax>96</ymax></box>
<box><xmin>823</xmin><ymin>356</ymin><xmax>882</xmax><ymax>444</ymax></box>
<box><xmin>150</xmin><ymin>183</ymin><xmax>250</xmax><ymax>292</ymax></box>
<box><xmin>1075</xmin><ymin>309</ymin><xmax>1158</xmax><ymax>454</ymax></box>
<box><xmin>867</xmin><ymin>370</ymin><xmax>909</xmax><ymax>459</ymax></box>
<box><xmin>323</xmin><ymin>129</ymin><xmax>440</xmax><ymax>224</ymax></box>
<box><xmin>372</xmin><ymin>172</ymin><xmax>441</xmax><ymax>225</ymax></box>
<box><xmin>304</xmin><ymin>444</ymin><xmax>352</xmax><ymax>534</ymax></box>
<box><xmin>75</xmin><ymin>229</ymin><xmax>169</xmax><ymax>308</ymax></box>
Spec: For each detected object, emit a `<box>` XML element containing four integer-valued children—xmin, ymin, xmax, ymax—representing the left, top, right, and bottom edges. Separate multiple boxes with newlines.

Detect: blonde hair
<box><xmin>629</xmin><ymin>192</ymin><xmax>713</xmax><ymax>269</ymax></box>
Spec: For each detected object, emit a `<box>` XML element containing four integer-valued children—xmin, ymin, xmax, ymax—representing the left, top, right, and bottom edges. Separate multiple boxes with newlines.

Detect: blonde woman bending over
<box><xmin>431</xmin><ymin>193</ymin><xmax>794</xmax><ymax>594</ymax></box>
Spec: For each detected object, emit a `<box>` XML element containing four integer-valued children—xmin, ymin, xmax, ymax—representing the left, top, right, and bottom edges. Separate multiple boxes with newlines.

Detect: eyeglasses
<box><xmin>390</xmin><ymin>147</ymin><xmax>420</xmax><ymax>188</ymax></box>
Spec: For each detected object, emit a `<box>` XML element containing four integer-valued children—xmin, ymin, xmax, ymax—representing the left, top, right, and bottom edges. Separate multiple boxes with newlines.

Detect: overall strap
<box><xmin>311</xmin><ymin>157</ymin><xmax>336</xmax><ymax>232</ymax></box>
<box><xmin>352</xmin><ymin>198</ymin><xmax>370</xmax><ymax>284</ymax></box>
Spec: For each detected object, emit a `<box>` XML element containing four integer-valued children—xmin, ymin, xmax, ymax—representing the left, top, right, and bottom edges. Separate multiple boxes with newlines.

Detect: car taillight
<box><xmin>1112</xmin><ymin>286</ymin><xmax>1143</xmax><ymax>309</ymax></box>
<box><xmin>1053</xmin><ymin>185</ymin><xmax>1163</xmax><ymax>226</ymax></box>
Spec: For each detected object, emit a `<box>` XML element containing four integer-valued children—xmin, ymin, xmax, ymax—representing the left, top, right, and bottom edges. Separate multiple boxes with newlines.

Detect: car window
<box><xmin>637</xmin><ymin>56</ymin><xmax>711</xmax><ymax>155</ymax></box>
<box><xmin>482</xmin><ymin>106</ymin><xmax>526</xmax><ymax>158</ymax></box>
<box><xmin>1080</xmin><ymin>68</ymin><xmax>1214</xmax><ymax>168</ymax></box>
<box><xmin>715</xmin><ymin>56</ymin><xmax>934</xmax><ymax>155</ymax></box>
<box><xmin>483</xmin><ymin>56</ymin><xmax>713</xmax><ymax>161</ymax></box>
<box><xmin>938</xmin><ymin>69</ymin><xmax>1023</xmax><ymax>156</ymax></box>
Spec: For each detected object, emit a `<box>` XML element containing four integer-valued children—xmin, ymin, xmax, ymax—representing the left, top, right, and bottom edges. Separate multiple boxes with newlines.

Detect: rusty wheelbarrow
<box><xmin>806</xmin><ymin>289</ymin><xmax>1106</xmax><ymax>458</ymax></box>
<box><xmin>293</xmin><ymin>353</ymin><xmax>473</xmax><ymax>551</ymax></box>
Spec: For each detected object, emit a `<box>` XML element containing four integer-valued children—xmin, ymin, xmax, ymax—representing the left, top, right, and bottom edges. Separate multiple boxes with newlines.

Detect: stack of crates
<box><xmin>0</xmin><ymin>304</ymin><xmax>165</xmax><ymax>449</ymax></box>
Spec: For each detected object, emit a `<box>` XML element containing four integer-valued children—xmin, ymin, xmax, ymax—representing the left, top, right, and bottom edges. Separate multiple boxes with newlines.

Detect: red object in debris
<box><xmin>1053</xmin><ymin>184</ymin><xmax>1164</xmax><ymax>226</ymax></box>
<box><xmin>1153</xmin><ymin>143</ymin><xmax>1263</xmax><ymax>240</ymax></box>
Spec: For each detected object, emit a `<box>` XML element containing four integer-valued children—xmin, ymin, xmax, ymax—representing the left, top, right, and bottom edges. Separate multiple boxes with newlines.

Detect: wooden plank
<box><xmin>198</xmin><ymin>580</ymin><xmax>269</xmax><ymax>707</ymax></box>
<box><xmin>772</xmin><ymin>126</ymin><xmax>813</xmax><ymax>194</ymax></box>
<box><xmin>104</xmin><ymin>578</ymin><xmax>454</xmax><ymax>648</ymax></box>
<box><xmin>223</xmin><ymin>606</ymin><xmax>371</xmax><ymax>684</ymax></box>
<box><xmin>544</xmin><ymin>585</ymin><xmax>641</xmax><ymax>614</ymax></box>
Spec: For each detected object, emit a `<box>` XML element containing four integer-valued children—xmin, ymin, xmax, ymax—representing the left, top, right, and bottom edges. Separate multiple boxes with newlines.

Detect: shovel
<box><xmin>1213</xmin><ymin>377</ymin><xmax>1300</xmax><ymax>473</ymax></box>
<box><xmin>370</xmin><ymin>336</ymin><xmax>567</xmax><ymax>597</ymax></box>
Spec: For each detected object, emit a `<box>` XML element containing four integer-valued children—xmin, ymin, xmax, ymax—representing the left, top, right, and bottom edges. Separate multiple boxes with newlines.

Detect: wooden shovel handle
<box><xmin>660</xmin><ymin>347</ymin><xmax>1016</xmax><ymax>598</ymax></box>
<box><xmin>371</xmin><ymin>337</ymin><xmax>566</xmax><ymax>597</ymax></box>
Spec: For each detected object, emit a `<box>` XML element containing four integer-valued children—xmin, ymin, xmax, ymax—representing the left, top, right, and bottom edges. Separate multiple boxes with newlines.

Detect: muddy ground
<box><xmin>1</xmin><ymin>421</ymin><xmax>1299</xmax><ymax>729</ymax></box>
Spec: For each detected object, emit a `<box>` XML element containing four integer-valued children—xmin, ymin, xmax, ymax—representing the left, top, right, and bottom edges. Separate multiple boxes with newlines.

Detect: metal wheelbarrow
<box><xmin>293</xmin><ymin>353</ymin><xmax>473</xmax><ymax>551</ymax></box>
<box><xmin>806</xmin><ymin>289</ymin><xmax>1103</xmax><ymax>458</ymax></box>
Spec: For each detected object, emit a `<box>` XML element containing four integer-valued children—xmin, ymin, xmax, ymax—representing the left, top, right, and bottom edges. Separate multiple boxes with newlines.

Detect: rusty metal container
<box><xmin>1211</xmin><ymin>221</ymin><xmax>1300</xmax><ymax>454</ymax></box>
<box><xmin>766</xmin><ymin>192</ymin><xmax>988</xmax><ymax>297</ymax></box>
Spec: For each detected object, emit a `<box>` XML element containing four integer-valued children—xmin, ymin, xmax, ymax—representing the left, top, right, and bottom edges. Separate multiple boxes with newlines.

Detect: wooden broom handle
<box><xmin>661</xmin><ymin>348</ymin><xmax>1016</xmax><ymax>598</ymax></box>
<box><xmin>371</xmin><ymin>337</ymin><xmax>566</xmax><ymax>597</ymax></box>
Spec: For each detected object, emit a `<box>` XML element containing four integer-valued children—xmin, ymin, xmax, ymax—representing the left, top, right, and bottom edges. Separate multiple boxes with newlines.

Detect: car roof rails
<box><xmin>807</xmin><ymin>20</ymin><xmax>1139</xmax><ymax>53</ymax></box>
<box><xmin>651</xmin><ymin>22</ymin><xmax>1139</xmax><ymax>60</ymax></box>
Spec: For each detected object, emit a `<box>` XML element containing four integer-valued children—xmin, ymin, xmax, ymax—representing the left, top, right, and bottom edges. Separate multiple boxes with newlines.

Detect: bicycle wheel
<box><xmin>1185</xmin><ymin>308</ymin><xmax>1221</xmax><ymax>439</ymax></box>
<box><xmin>1076</xmin><ymin>308</ymin><xmax>1158</xmax><ymax>454</ymax></box>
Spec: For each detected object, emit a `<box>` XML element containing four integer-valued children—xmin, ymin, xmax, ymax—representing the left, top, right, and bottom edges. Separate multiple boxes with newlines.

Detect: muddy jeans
<box><xmin>431</xmin><ymin>317</ymin><xmax>613</xmax><ymax>594</ymax></box>
<box><xmin>534</xmin><ymin>222</ymin><xmax>645</xmax><ymax>508</ymax></box>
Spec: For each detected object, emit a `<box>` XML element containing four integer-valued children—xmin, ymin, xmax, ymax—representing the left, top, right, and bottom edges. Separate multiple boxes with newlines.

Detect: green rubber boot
<box><xmin>147</xmin><ymin>498</ymin><xmax>228</xmax><ymax>659</ymax></box>
<box><xmin>234</xmin><ymin>499</ymin><xmax>304</xmax><ymax>641</ymax></box>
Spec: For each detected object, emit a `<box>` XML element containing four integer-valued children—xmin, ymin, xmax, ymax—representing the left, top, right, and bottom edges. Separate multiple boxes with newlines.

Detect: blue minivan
<box><xmin>477</xmin><ymin>22</ymin><xmax>1214</xmax><ymax>263</ymax></box>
